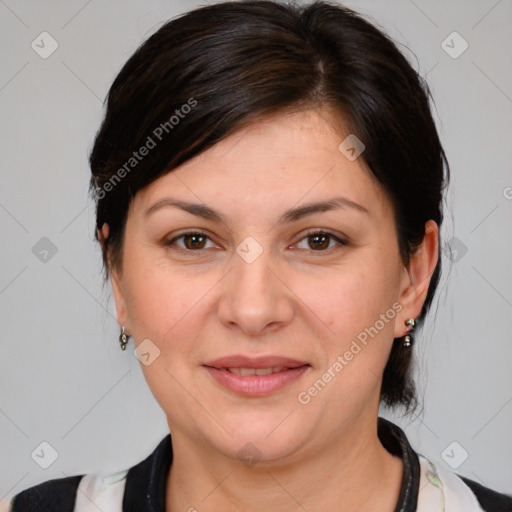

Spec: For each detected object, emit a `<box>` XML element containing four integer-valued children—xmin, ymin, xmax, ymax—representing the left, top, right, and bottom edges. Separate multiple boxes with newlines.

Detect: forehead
<box><xmin>204</xmin><ymin>107</ymin><xmax>357</xmax><ymax>162</ymax></box>
<box><xmin>131</xmin><ymin>108</ymin><xmax>390</xmax><ymax>223</ymax></box>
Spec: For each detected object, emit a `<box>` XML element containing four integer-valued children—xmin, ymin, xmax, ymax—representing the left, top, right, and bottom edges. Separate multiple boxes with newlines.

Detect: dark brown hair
<box><xmin>89</xmin><ymin>0</ymin><xmax>449</xmax><ymax>411</ymax></box>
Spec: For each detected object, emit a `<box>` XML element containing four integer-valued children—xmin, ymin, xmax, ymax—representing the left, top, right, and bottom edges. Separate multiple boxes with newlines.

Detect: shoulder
<box><xmin>4</xmin><ymin>469</ymin><xmax>128</xmax><ymax>512</ymax></box>
<box><xmin>4</xmin><ymin>474</ymin><xmax>84</xmax><ymax>511</ymax></box>
<box><xmin>417</xmin><ymin>454</ymin><xmax>512</xmax><ymax>512</ymax></box>
<box><xmin>3</xmin><ymin>434</ymin><xmax>171</xmax><ymax>512</ymax></box>
<box><xmin>459</xmin><ymin>475</ymin><xmax>512</xmax><ymax>512</ymax></box>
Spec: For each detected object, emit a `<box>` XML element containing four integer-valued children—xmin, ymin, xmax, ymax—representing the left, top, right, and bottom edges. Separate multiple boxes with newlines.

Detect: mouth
<box><xmin>214</xmin><ymin>366</ymin><xmax>293</xmax><ymax>376</ymax></box>
<box><xmin>203</xmin><ymin>355</ymin><xmax>310</xmax><ymax>396</ymax></box>
<box><xmin>204</xmin><ymin>355</ymin><xmax>309</xmax><ymax>369</ymax></box>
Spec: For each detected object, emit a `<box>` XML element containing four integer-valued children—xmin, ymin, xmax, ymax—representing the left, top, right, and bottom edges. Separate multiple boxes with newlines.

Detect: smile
<box><xmin>217</xmin><ymin>367</ymin><xmax>289</xmax><ymax>376</ymax></box>
<box><xmin>204</xmin><ymin>366</ymin><xmax>309</xmax><ymax>396</ymax></box>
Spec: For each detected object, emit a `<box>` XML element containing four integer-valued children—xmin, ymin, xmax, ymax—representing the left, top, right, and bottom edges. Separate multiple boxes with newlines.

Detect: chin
<box><xmin>210</xmin><ymin>412</ymin><xmax>310</xmax><ymax>465</ymax></box>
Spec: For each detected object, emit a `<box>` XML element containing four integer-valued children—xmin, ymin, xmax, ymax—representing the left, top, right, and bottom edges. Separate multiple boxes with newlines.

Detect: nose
<box><xmin>217</xmin><ymin>240</ymin><xmax>294</xmax><ymax>337</ymax></box>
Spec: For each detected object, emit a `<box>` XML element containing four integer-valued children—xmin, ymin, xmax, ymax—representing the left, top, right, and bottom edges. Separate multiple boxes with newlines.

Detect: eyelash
<box><xmin>164</xmin><ymin>229</ymin><xmax>348</xmax><ymax>255</ymax></box>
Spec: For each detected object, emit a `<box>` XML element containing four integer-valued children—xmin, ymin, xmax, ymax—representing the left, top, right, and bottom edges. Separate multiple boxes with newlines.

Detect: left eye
<box><xmin>294</xmin><ymin>231</ymin><xmax>347</xmax><ymax>251</ymax></box>
<box><xmin>165</xmin><ymin>230</ymin><xmax>346</xmax><ymax>253</ymax></box>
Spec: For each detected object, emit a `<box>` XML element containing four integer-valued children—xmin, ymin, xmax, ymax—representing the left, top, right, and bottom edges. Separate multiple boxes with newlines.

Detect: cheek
<box><xmin>123</xmin><ymin>244</ymin><xmax>401</xmax><ymax>353</ymax></box>
<box><xmin>295</xmin><ymin>273</ymin><xmax>398</xmax><ymax>419</ymax></box>
<box><xmin>120</xmin><ymin>260</ymin><xmax>208</xmax><ymax>412</ymax></box>
<box><xmin>121</xmin><ymin>251</ymin><xmax>224</xmax><ymax>360</ymax></box>
<box><xmin>294</xmin><ymin>251</ymin><xmax>401</xmax><ymax>402</ymax></box>
<box><xmin>120</xmin><ymin>243</ymin><xmax>179</xmax><ymax>338</ymax></box>
<box><xmin>124</xmin><ymin>270</ymin><xmax>192</xmax><ymax>343</ymax></box>
<box><xmin>299</xmin><ymin>256</ymin><xmax>400</xmax><ymax>343</ymax></box>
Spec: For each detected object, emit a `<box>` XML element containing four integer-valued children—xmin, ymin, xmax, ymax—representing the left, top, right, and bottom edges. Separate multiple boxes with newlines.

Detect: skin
<box><xmin>103</xmin><ymin>107</ymin><xmax>438</xmax><ymax>512</ymax></box>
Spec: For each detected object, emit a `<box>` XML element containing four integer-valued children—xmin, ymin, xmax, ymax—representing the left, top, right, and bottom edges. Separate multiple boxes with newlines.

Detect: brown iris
<box><xmin>183</xmin><ymin>234</ymin><xmax>207</xmax><ymax>250</ymax></box>
<box><xmin>308</xmin><ymin>233</ymin><xmax>330</xmax><ymax>250</ymax></box>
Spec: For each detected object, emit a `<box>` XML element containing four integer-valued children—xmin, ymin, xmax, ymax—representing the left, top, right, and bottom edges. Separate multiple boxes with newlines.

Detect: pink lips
<box><xmin>203</xmin><ymin>355</ymin><xmax>310</xmax><ymax>397</ymax></box>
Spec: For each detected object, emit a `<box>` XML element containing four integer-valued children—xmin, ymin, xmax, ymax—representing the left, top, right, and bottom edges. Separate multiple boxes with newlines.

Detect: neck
<box><xmin>165</xmin><ymin>417</ymin><xmax>403</xmax><ymax>512</ymax></box>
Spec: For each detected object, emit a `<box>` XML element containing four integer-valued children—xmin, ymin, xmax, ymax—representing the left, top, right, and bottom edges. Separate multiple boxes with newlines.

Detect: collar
<box><xmin>378</xmin><ymin>417</ymin><xmax>421</xmax><ymax>512</ymax></box>
<box><xmin>122</xmin><ymin>417</ymin><xmax>420</xmax><ymax>512</ymax></box>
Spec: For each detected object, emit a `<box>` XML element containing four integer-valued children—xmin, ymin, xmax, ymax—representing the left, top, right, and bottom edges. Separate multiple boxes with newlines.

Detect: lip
<box><xmin>203</xmin><ymin>355</ymin><xmax>310</xmax><ymax>397</ymax></box>
<box><xmin>203</xmin><ymin>355</ymin><xmax>308</xmax><ymax>369</ymax></box>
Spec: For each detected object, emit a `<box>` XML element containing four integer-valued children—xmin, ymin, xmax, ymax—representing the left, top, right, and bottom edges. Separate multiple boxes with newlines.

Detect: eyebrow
<box><xmin>144</xmin><ymin>196</ymin><xmax>369</xmax><ymax>223</ymax></box>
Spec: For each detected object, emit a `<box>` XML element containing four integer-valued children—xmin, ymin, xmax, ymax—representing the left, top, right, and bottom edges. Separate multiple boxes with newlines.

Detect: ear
<box><xmin>97</xmin><ymin>223</ymin><xmax>131</xmax><ymax>331</ymax></box>
<box><xmin>394</xmin><ymin>220</ymin><xmax>439</xmax><ymax>338</ymax></box>
<box><xmin>96</xmin><ymin>223</ymin><xmax>109</xmax><ymax>255</ymax></box>
<box><xmin>110</xmin><ymin>263</ymin><xmax>131</xmax><ymax>331</ymax></box>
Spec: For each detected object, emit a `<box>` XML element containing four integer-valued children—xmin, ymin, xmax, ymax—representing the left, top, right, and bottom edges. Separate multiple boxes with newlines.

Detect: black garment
<box><xmin>11</xmin><ymin>418</ymin><xmax>512</xmax><ymax>511</ymax></box>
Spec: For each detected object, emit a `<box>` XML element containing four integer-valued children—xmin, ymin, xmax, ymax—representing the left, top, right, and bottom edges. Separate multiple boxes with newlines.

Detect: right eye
<box><xmin>164</xmin><ymin>230</ymin><xmax>218</xmax><ymax>252</ymax></box>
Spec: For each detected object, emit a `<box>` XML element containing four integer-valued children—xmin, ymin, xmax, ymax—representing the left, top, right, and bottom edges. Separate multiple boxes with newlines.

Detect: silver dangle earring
<box><xmin>403</xmin><ymin>318</ymin><xmax>416</xmax><ymax>348</ymax></box>
<box><xmin>119</xmin><ymin>326</ymin><xmax>129</xmax><ymax>351</ymax></box>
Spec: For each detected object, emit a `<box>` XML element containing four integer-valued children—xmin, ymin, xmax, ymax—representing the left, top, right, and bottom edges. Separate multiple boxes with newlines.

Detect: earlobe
<box><xmin>101</xmin><ymin>223</ymin><xmax>109</xmax><ymax>239</ymax></box>
<box><xmin>394</xmin><ymin>220</ymin><xmax>439</xmax><ymax>337</ymax></box>
<box><xmin>97</xmin><ymin>223</ymin><xmax>110</xmax><ymax>254</ymax></box>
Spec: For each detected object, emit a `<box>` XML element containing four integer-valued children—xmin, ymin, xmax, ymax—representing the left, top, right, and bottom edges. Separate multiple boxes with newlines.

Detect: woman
<box><xmin>4</xmin><ymin>1</ymin><xmax>511</xmax><ymax>510</ymax></box>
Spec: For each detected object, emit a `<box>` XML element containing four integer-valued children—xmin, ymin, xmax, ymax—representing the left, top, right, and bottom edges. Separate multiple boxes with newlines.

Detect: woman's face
<box><xmin>110</xmin><ymin>108</ymin><xmax>435</xmax><ymax>463</ymax></box>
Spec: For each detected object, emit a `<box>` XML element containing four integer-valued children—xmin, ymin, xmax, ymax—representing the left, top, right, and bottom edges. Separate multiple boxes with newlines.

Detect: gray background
<box><xmin>1</xmin><ymin>0</ymin><xmax>511</xmax><ymax>500</ymax></box>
